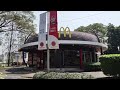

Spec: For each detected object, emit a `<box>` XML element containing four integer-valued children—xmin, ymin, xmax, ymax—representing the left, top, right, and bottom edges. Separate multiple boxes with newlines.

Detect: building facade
<box><xmin>19</xmin><ymin>31</ymin><xmax>108</xmax><ymax>70</ymax></box>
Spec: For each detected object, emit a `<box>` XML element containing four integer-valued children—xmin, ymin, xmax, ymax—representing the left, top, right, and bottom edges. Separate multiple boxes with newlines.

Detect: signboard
<box><xmin>38</xmin><ymin>12</ymin><xmax>47</xmax><ymax>50</ymax></box>
<box><xmin>47</xmin><ymin>11</ymin><xmax>59</xmax><ymax>49</ymax></box>
<box><xmin>58</xmin><ymin>27</ymin><xmax>71</xmax><ymax>38</ymax></box>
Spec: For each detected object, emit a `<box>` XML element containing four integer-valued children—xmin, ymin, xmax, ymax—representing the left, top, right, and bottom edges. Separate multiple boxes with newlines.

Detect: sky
<box><xmin>33</xmin><ymin>11</ymin><xmax>120</xmax><ymax>33</ymax></box>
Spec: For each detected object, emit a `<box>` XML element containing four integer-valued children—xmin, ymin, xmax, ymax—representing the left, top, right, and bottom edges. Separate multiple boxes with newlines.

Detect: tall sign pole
<box><xmin>48</xmin><ymin>11</ymin><xmax>59</xmax><ymax>49</ymax></box>
<box><xmin>38</xmin><ymin>12</ymin><xmax>48</xmax><ymax>71</ymax></box>
<box><xmin>38</xmin><ymin>12</ymin><xmax>47</xmax><ymax>50</ymax></box>
<box><xmin>47</xmin><ymin>11</ymin><xmax>59</xmax><ymax>72</ymax></box>
<box><xmin>38</xmin><ymin>11</ymin><xmax>59</xmax><ymax>72</ymax></box>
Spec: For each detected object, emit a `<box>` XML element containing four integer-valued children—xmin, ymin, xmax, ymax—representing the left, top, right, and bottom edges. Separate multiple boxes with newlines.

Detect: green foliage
<box><xmin>105</xmin><ymin>23</ymin><xmax>120</xmax><ymax>54</ymax></box>
<box><xmin>83</xmin><ymin>62</ymin><xmax>101</xmax><ymax>71</ymax></box>
<box><xmin>33</xmin><ymin>72</ymin><xmax>94</xmax><ymax>79</ymax></box>
<box><xmin>74</xmin><ymin>23</ymin><xmax>107</xmax><ymax>42</ymax></box>
<box><xmin>0</xmin><ymin>11</ymin><xmax>36</xmax><ymax>66</ymax></box>
<box><xmin>0</xmin><ymin>11</ymin><xmax>36</xmax><ymax>39</ymax></box>
<box><xmin>0</xmin><ymin>11</ymin><xmax>36</xmax><ymax>44</ymax></box>
<box><xmin>75</xmin><ymin>23</ymin><xmax>120</xmax><ymax>54</ymax></box>
<box><xmin>99</xmin><ymin>54</ymin><xmax>120</xmax><ymax>77</ymax></box>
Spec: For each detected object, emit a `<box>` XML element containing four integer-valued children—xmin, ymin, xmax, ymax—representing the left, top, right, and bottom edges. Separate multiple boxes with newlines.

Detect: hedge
<box><xmin>99</xmin><ymin>54</ymin><xmax>120</xmax><ymax>77</ymax></box>
<box><xmin>83</xmin><ymin>62</ymin><xmax>101</xmax><ymax>71</ymax></box>
<box><xmin>33</xmin><ymin>72</ymin><xmax>94</xmax><ymax>79</ymax></box>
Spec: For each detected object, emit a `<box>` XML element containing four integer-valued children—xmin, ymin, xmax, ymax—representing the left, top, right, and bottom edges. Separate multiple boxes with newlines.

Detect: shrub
<box><xmin>33</xmin><ymin>71</ymin><xmax>46</xmax><ymax>79</ymax></box>
<box><xmin>99</xmin><ymin>54</ymin><xmax>120</xmax><ymax>77</ymax></box>
<box><xmin>83</xmin><ymin>62</ymin><xmax>101</xmax><ymax>71</ymax></box>
<box><xmin>33</xmin><ymin>71</ymin><xmax>94</xmax><ymax>79</ymax></box>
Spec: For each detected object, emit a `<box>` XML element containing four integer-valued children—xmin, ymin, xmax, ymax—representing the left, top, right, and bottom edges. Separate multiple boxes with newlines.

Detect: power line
<box><xmin>59</xmin><ymin>11</ymin><xmax>106</xmax><ymax>23</ymax></box>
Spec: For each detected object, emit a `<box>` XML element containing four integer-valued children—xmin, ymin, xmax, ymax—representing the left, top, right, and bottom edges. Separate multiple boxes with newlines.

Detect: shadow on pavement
<box><xmin>96</xmin><ymin>77</ymin><xmax>120</xmax><ymax>79</ymax></box>
<box><xmin>5</xmin><ymin>66</ymin><xmax>39</xmax><ymax>74</ymax></box>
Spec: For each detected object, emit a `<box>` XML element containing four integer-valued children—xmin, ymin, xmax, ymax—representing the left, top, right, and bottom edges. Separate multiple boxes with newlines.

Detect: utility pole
<box><xmin>8</xmin><ymin>22</ymin><xmax>13</xmax><ymax>66</ymax></box>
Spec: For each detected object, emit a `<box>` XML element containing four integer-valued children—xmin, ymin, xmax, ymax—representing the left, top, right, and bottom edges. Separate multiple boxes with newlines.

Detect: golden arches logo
<box><xmin>58</xmin><ymin>27</ymin><xmax>71</xmax><ymax>38</ymax></box>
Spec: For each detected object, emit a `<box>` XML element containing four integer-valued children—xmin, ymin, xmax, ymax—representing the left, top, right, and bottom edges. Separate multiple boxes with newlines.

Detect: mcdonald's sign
<box><xmin>58</xmin><ymin>27</ymin><xmax>71</xmax><ymax>38</ymax></box>
<box><xmin>48</xmin><ymin>11</ymin><xmax>59</xmax><ymax>49</ymax></box>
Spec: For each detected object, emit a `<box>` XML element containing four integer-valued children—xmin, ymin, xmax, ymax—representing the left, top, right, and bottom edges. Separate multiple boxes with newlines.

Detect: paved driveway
<box><xmin>82</xmin><ymin>71</ymin><xmax>108</xmax><ymax>78</ymax></box>
<box><xmin>0</xmin><ymin>67</ymin><xmax>108</xmax><ymax>79</ymax></box>
<box><xmin>0</xmin><ymin>66</ymin><xmax>36</xmax><ymax>79</ymax></box>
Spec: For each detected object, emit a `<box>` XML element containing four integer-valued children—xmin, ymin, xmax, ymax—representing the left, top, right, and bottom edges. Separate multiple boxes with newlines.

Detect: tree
<box><xmin>74</xmin><ymin>23</ymin><xmax>107</xmax><ymax>42</ymax></box>
<box><xmin>19</xmin><ymin>29</ymin><xmax>35</xmax><ymax>66</ymax></box>
<box><xmin>0</xmin><ymin>11</ymin><xmax>35</xmax><ymax>31</ymax></box>
<box><xmin>106</xmin><ymin>23</ymin><xmax>120</xmax><ymax>54</ymax></box>
<box><xmin>0</xmin><ymin>11</ymin><xmax>36</xmax><ymax>66</ymax></box>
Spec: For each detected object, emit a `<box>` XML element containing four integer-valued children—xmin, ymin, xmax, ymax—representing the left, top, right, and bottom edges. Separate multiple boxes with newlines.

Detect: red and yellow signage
<box><xmin>58</xmin><ymin>27</ymin><xmax>71</xmax><ymax>38</ymax></box>
<box><xmin>49</xmin><ymin>11</ymin><xmax>58</xmax><ymax>38</ymax></box>
<box><xmin>47</xmin><ymin>11</ymin><xmax>59</xmax><ymax>49</ymax></box>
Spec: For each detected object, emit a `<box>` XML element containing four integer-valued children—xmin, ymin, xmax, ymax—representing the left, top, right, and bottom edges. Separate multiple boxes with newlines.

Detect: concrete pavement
<box><xmin>0</xmin><ymin>66</ymin><xmax>109</xmax><ymax>79</ymax></box>
<box><xmin>82</xmin><ymin>71</ymin><xmax>108</xmax><ymax>78</ymax></box>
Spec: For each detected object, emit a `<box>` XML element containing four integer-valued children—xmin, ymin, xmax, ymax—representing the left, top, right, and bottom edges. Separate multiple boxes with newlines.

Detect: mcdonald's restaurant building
<box><xmin>19</xmin><ymin>27</ymin><xmax>108</xmax><ymax>71</ymax></box>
